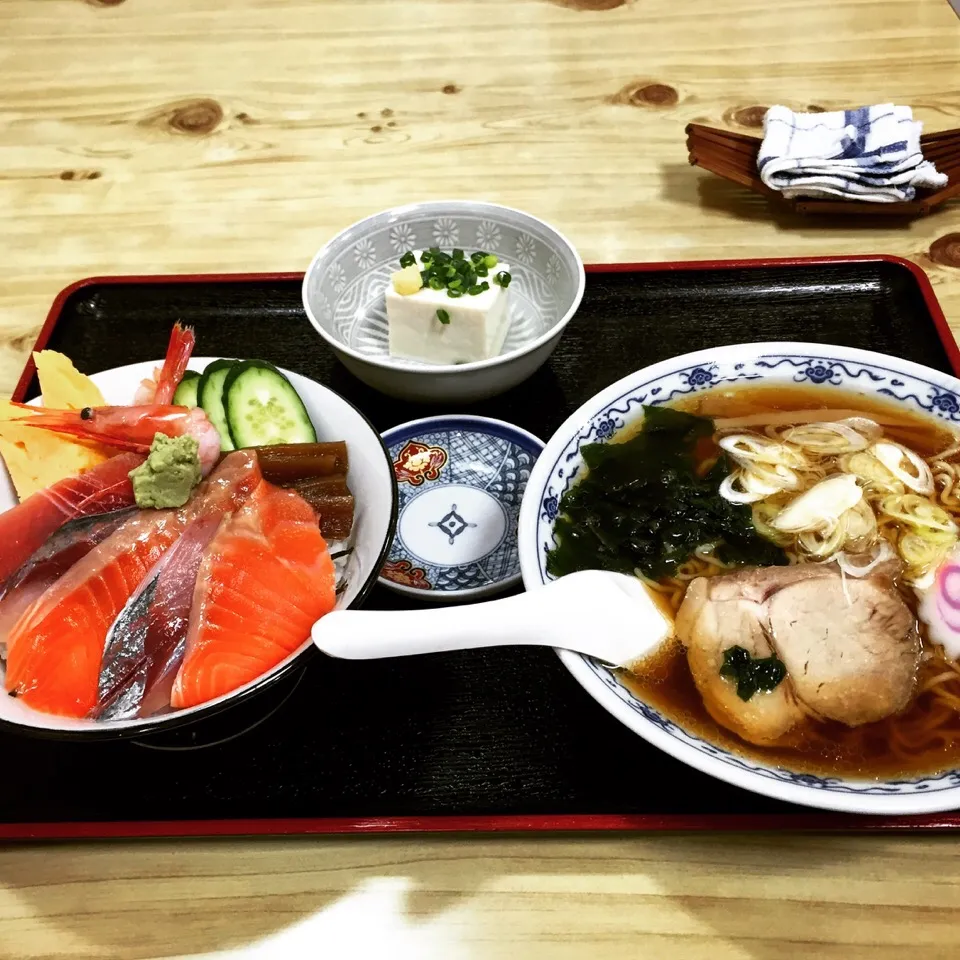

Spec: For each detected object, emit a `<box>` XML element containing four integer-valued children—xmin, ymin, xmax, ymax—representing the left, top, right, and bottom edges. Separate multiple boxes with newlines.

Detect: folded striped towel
<box><xmin>759</xmin><ymin>104</ymin><xmax>948</xmax><ymax>203</ymax></box>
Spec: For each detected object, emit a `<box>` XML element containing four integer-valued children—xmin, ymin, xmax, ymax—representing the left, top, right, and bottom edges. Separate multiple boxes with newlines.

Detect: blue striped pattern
<box><xmin>758</xmin><ymin>104</ymin><xmax>948</xmax><ymax>202</ymax></box>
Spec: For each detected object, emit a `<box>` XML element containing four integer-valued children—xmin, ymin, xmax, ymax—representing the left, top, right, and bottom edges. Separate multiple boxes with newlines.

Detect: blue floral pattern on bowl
<box><xmin>383</xmin><ymin>416</ymin><xmax>543</xmax><ymax>601</ymax></box>
<box><xmin>523</xmin><ymin>344</ymin><xmax>960</xmax><ymax>811</ymax></box>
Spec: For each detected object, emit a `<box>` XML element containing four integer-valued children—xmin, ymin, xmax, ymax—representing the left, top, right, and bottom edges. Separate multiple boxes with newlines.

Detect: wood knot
<box><xmin>140</xmin><ymin>98</ymin><xmax>224</xmax><ymax>137</ymax></box>
<box><xmin>724</xmin><ymin>105</ymin><xmax>769</xmax><ymax>129</ymax></box>
<box><xmin>546</xmin><ymin>0</ymin><xmax>629</xmax><ymax>8</ymax></box>
<box><xmin>930</xmin><ymin>234</ymin><xmax>960</xmax><ymax>269</ymax></box>
<box><xmin>442</xmin><ymin>84</ymin><xmax>460</xmax><ymax>95</ymax></box>
<box><xmin>59</xmin><ymin>170</ymin><xmax>102</xmax><ymax>181</ymax></box>
<box><xmin>610</xmin><ymin>81</ymin><xmax>678</xmax><ymax>108</ymax></box>
<box><xmin>170</xmin><ymin>99</ymin><xmax>223</xmax><ymax>135</ymax></box>
<box><xmin>84</xmin><ymin>0</ymin><xmax>126</xmax><ymax>6</ymax></box>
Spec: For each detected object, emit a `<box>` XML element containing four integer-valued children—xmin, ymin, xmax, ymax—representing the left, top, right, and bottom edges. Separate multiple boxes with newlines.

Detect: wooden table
<box><xmin>2</xmin><ymin>1</ymin><xmax>960</xmax><ymax>957</ymax></box>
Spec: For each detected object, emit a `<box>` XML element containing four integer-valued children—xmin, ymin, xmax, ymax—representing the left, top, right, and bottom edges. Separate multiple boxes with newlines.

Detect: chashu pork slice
<box><xmin>675</xmin><ymin>562</ymin><xmax>920</xmax><ymax>745</ymax></box>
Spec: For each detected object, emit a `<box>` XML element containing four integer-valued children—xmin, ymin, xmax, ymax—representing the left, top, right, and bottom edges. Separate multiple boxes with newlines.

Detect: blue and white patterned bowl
<box><xmin>518</xmin><ymin>341</ymin><xmax>960</xmax><ymax>815</ymax></box>
<box><xmin>381</xmin><ymin>416</ymin><xmax>543</xmax><ymax>602</ymax></box>
<box><xmin>302</xmin><ymin>201</ymin><xmax>585</xmax><ymax>404</ymax></box>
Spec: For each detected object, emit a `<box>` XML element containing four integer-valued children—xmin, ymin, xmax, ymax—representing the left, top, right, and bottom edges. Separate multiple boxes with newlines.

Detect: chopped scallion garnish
<box><xmin>436</xmin><ymin>308</ymin><xmax>450</xmax><ymax>324</ymax></box>
<box><xmin>402</xmin><ymin>248</ymin><xmax>511</xmax><ymax>298</ymax></box>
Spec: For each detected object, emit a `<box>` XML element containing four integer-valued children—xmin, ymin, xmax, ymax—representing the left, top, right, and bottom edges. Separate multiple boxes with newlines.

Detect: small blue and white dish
<box><xmin>380</xmin><ymin>415</ymin><xmax>543</xmax><ymax>602</ymax></box>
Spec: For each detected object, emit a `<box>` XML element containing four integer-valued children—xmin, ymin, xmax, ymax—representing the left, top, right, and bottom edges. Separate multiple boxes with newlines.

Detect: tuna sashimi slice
<box><xmin>4</xmin><ymin>451</ymin><xmax>263</xmax><ymax>718</ymax></box>
<box><xmin>0</xmin><ymin>453</ymin><xmax>144</xmax><ymax>587</ymax></box>
<box><xmin>94</xmin><ymin>513</ymin><xmax>223</xmax><ymax>720</ymax></box>
<box><xmin>171</xmin><ymin>485</ymin><xmax>336</xmax><ymax>709</ymax></box>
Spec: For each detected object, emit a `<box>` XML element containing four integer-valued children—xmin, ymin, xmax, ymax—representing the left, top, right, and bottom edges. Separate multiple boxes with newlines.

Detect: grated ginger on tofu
<box><xmin>391</xmin><ymin>264</ymin><xmax>424</xmax><ymax>296</ymax></box>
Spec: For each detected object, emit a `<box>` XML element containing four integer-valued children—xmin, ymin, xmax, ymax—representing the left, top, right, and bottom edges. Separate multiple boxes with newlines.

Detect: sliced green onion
<box><xmin>470</xmin><ymin>251</ymin><xmax>486</xmax><ymax>264</ymax></box>
<box><xmin>399</xmin><ymin>251</ymin><xmax>416</xmax><ymax>268</ymax></box>
<box><xmin>475</xmin><ymin>264</ymin><xmax>489</xmax><ymax>277</ymax></box>
<box><xmin>483</xmin><ymin>254</ymin><xmax>499</xmax><ymax>269</ymax></box>
<box><xmin>428</xmin><ymin>276</ymin><xmax>444</xmax><ymax>290</ymax></box>
<box><xmin>448</xmin><ymin>278</ymin><xmax>462</xmax><ymax>290</ymax></box>
<box><xmin>436</xmin><ymin>308</ymin><xmax>450</xmax><ymax>324</ymax></box>
<box><xmin>447</xmin><ymin>288</ymin><xmax>463</xmax><ymax>298</ymax></box>
<box><xmin>452</xmin><ymin>248</ymin><xmax>464</xmax><ymax>260</ymax></box>
<box><xmin>494</xmin><ymin>271</ymin><xmax>512</xmax><ymax>288</ymax></box>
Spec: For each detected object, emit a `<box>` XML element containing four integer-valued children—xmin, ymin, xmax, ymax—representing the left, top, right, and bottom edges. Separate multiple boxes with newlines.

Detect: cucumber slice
<box><xmin>172</xmin><ymin>371</ymin><xmax>201</xmax><ymax>408</ymax></box>
<box><xmin>198</xmin><ymin>359</ymin><xmax>238</xmax><ymax>452</ymax></box>
<box><xmin>223</xmin><ymin>361</ymin><xmax>317</xmax><ymax>448</ymax></box>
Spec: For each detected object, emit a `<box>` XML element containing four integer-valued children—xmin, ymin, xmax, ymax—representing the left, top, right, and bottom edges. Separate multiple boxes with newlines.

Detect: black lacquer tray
<box><xmin>6</xmin><ymin>255</ymin><xmax>960</xmax><ymax>839</ymax></box>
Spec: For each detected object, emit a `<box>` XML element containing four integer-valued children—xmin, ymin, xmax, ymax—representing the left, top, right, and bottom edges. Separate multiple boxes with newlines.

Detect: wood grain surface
<box><xmin>2</xmin><ymin>1</ymin><xmax>960</xmax><ymax>958</ymax></box>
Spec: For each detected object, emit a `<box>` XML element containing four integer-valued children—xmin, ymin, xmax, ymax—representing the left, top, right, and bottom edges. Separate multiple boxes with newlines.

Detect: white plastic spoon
<box><xmin>311</xmin><ymin>569</ymin><xmax>672</xmax><ymax>667</ymax></box>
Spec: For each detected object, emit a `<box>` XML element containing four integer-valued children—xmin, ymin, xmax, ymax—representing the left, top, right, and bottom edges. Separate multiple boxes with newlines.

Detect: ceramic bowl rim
<box><xmin>380</xmin><ymin>414</ymin><xmax>544</xmax><ymax>602</ymax></box>
<box><xmin>0</xmin><ymin>358</ymin><xmax>399</xmax><ymax>741</ymax></box>
<box><xmin>517</xmin><ymin>340</ymin><xmax>960</xmax><ymax>815</ymax></box>
<box><xmin>301</xmin><ymin>200</ymin><xmax>586</xmax><ymax>376</ymax></box>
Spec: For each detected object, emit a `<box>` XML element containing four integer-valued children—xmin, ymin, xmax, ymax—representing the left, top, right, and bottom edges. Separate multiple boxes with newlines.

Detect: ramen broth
<box><xmin>619</xmin><ymin>383</ymin><xmax>960</xmax><ymax>778</ymax></box>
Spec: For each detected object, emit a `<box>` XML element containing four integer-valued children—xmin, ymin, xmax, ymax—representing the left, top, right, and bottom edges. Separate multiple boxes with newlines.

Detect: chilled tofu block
<box><xmin>386</xmin><ymin>253</ymin><xmax>512</xmax><ymax>365</ymax></box>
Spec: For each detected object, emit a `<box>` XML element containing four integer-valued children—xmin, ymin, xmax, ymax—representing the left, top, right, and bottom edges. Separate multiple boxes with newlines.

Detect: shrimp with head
<box><xmin>11</xmin><ymin>404</ymin><xmax>222</xmax><ymax>475</ymax></box>
<box><xmin>134</xmin><ymin>323</ymin><xmax>196</xmax><ymax>405</ymax></box>
<box><xmin>11</xmin><ymin>322</ymin><xmax>221</xmax><ymax>475</ymax></box>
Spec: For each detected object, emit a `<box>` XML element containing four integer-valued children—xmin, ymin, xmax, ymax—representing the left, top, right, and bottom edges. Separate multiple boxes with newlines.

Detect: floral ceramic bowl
<box><xmin>380</xmin><ymin>416</ymin><xmax>543</xmax><ymax>602</ymax></box>
<box><xmin>301</xmin><ymin>201</ymin><xmax>585</xmax><ymax>403</ymax></box>
<box><xmin>517</xmin><ymin>341</ymin><xmax>960</xmax><ymax>815</ymax></box>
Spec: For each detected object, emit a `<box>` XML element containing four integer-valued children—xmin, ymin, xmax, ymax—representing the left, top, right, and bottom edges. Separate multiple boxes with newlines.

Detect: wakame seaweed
<box><xmin>545</xmin><ymin>405</ymin><xmax>787</xmax><ymax>580</ymax></box>
<box><xmin>719</xmin><ymin>645</ymin><xmax>787</xmax><ymax>701</ymax></box>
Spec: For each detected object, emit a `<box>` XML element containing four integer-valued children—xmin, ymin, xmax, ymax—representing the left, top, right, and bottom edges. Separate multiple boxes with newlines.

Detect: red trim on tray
<box><xmin>7</xmin><ymin>257</ymin><xmax>959</xmax><ymax>840</ymax></box>
<box><xmin>1</xmin><ymin>811</ymin><xmax>958</xmax><ymax>840</ymax></box>
<box><xmin>16</xmin><ymin>257</ymin><xmax>958</xmax><ymax>403</ymax></box>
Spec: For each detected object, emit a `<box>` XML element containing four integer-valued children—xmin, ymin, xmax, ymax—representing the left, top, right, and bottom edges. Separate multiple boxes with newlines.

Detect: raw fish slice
<box><xmin>4</xmin><ymin>510</ymin><xmax>186</xmax><ymax>716</ymax></box>
<box><xmin>94</xmin><ymin>513</ymin><xmax>223</xmax><ymax>720</ymax></box>
<box><xmin>4</xmin><ymin>451</ymin><xmax>263</xmax><ymax>718</ymax></box>
<box><xmin>0</xmin><ymin>453</ymin><xmax>144</xmax><ymax>587</ymax></box>
<box><xmin>0</xmin><ymin>509</ymin><xmax>136</xmax><ymax>658</ymax></box>
<box><xmin>171</xmin><ymin>485</ymin><xmax>336</xmax><ymax>709</ymax></box>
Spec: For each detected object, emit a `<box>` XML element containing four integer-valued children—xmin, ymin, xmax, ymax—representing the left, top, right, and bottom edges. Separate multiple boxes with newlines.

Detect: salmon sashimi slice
<box><xmin>4</xmin><ymin>510</ymin><xmax>186</xmax><ymax>716</ymax></box>
<box><xmin>4</xmin><ymin>451</ymin><xmax>264</xmax><ymax>718</ymax></box>
<box><xmin>0</xmin><ymin>452</ymin><xmax>144</xmax><ymax>587</ymax></box>
<box><xmin>171</xmin><ymin>485</ymin><xmax>336</xmax><ymax>709</ymax></box>
<box><xmin>0</xmin><ymin>509</ymin><xmax>136</xmax><ymax>660</ymax></box>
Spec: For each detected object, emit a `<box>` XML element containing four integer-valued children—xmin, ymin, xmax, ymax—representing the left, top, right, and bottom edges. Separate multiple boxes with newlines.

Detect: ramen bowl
<box><xmin>518</xmin><ymin>341</ymin><xmax>960</xmax><ymax>815</ymax></box>
<box><xmin>301</xmin><ymin>201</ymin><xmax>585</xmax><ymax>404</ymax></box>
<box><xmin>0</xmin><ymin>359</ymin><xmax>398</xmax><ymax>740</ymax></box>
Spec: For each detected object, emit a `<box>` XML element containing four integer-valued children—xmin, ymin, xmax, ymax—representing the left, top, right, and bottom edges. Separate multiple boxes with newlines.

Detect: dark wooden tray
<box><xmin>6</xmin><ymin>255</ymin><xmax>960</xmax><ymax>839</ymax></box>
